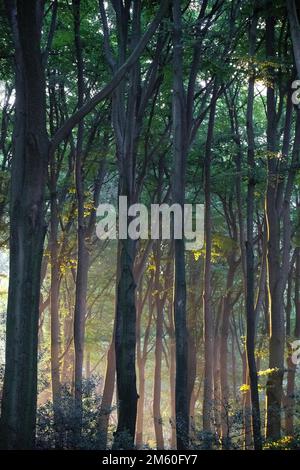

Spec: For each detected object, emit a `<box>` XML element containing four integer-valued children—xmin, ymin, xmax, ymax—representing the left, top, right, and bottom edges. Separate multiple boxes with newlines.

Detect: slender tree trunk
<box><xmin>168</xmin><ymin>302</ymin><xmax>177</xmax><ymax>449</ymax></box>
<box><xmin>135</xmin><ymin>356</ymin><xmax>146</xmax><ymax>449</ymax></box>
<box><xmin>50</xmin><ymin>168</ymin><xmax>63</xmax><ymax>448</ymax></box>
<box><xmin>135</xmin><ymin>278</ymin><xmax>149</xmax><ymax>449</ymax></box>
<box><xmin>187</xmin><ymin>256</ymin><xmax>200</xmax><ymax>421</ymax></box>
<box><xmin>98</xmin><ymin>338</ymin><xmax>116</xmax><ymax>449</ymax></box>
<box><xmin>242</xmin><ymin>352</ymin><xmax>252</xmax><ymax>449</ymax></box>
<box><xmin>213</xmin><ymin>299</ymin><xmax>222</xmax><ymax>442</ymax></box>
<box><xmin>202</xmin><ymin>82</ymin><xmax>218</xmax><ymax>446</ymax></box>
<box><xmin>62</xmin><ymin>292</ymin><xmax>74</xmax><ymax>384</ymax></box>
<box><xmin>231</xmin><ymin>330</ymin><xmax>237</xmax><ymax>403</ymax></box>
<box><xmin>220</xmin><ymin>255</ymin><xmax>237</xmax><ymax>448</ymax></box>
<box><xmin>187</xmin><ymin>336</ymin><xmax>197</xmax><ymax>437</ymax></box>
<box><xmin>136</xmin><ymin>278</ymin><xmax>154</xmax><ymax>448</ymax></box>
<box><xmin>189</xmin><ymin>389</ymin><xmax>197</xmax><ymax>443</ymax></box>
<box><xmin>172</xmin><ymin>0</ymin><xmax>189</xmax><ymax>449</ymax></box>
<box><xmin>153</xmin><ymin>306</ymin><xmax>164</xmax><ymax>449</ymax></box>
<box><xmin>245</xmin><ymin>10</ymin><xmax>262</xmax><ymax>449</ymax></box>
<box><xmin>72</xmin><ymin>0</ymin><xmax>89</xmax><ymax>445</ymax></box>
<box><xmin>153</xmin><ymin>247</ymin><xmax>164</xmax><ymax>450</ymax></box>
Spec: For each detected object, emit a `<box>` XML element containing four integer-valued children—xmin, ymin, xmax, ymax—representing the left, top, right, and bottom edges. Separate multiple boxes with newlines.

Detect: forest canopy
<box><xmin>0</xmin><ymin>0</ymin><xmax>300</xmax><ymax>452</ymax></box>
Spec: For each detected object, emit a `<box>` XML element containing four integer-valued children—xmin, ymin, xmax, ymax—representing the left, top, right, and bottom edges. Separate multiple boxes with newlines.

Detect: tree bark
<box><xmin>50</xmin><ymin>161</ymin><xmax>63</xmax><ymax>448</ymax></box>
<box><xmin>136</xmin><ymin>275</ymin><xmax>153</xmax><ymax>448</ymax></box>
<box><xmin>0</xmin><ymin>0</ymin><xmax>48</xmax><ymax>449</ymax></box>
<box><xmin>245</xmin><ymin>9</ymin><xmax>262</xmax><ymax>449</ymax></box>
<box><xmin>172</xmin><ymin>0</ymin><xmax>189</xmax><ymax>450</ymax></box>
<box><xmin>287</xmin><ymin>0</ymin><xmax>300</xmax><ymax>79</ymax></box>
<box><xmin>153</xmin><ymin>246</ymin><xmax>165</xmax><ymax>450</ymax></box>
<box><xmin>202</xmin><ymin>82</ymin><xmax>218</xmax><ymax>446</ymax></box>
<box><xmin>72</xmin><ymin>0</ymin><xmax>89</xmax><ymax>445</ymax></box>
<box><xmin>98</xmin><ymin>339</ymin><xmax>116</xmax><ymax>449</ymax></box>
<box><xmin>265</xmin><ymin>16</ymin><xmax>285</xmax><ymax>441</ymax></box>
<box><xmin>168</xmin><ymin>301</ymin><xmax>177</xmax><ymax>449</ymax></box>
<box><xmin>220</xmin><ymin>254</ymin><xmax>237</xmax><ymax>448</ymax></box>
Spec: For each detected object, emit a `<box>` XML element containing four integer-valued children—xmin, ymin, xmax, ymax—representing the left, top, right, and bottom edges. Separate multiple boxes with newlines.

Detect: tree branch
<box><xmin>49</xmin><ymin>0</ymin><xmax>169</xmax><ymax>157</ymax></box>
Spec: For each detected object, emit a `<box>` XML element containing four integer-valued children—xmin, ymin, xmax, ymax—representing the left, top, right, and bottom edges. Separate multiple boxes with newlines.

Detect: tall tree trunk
<box><xmin>213</xmin><ymin>299</ymin><xmax>222</xmax><ymax>442</ymax></box>
<box><xmin>153</xmin><ymin>246</ymin><xmax>164</xmax><ymax>450</ymax></box>
<box><xmin>168</xmin><ymin>301</ymin><xmax>177</xmax><ymax>449</ymax></box>
<box><xmin>242</xmin><ymin>352</ymin><xmax>252</xmax><ymax>449</ymax></box>
<box><xmin>202</xmin><ymin>82</ymin><xmax>218</xmax><ymax>446</ymax></box>
<box><xmin>61</xmin><ymin>290</ymin><xmax>74</xmax><ymax>384</ymax></box>
<box><xmin>98</xmin><ymin>338</ymin><xmax>116</xmax><ymax>449</ymax></box>
<box><xmin>287</xmin><ymin>0</ymin><xmax>300</xmax><ymax>79</ymax></box>
<box><xmin>187</xmin><ymin>333</ymin><xmax>197</xmax><ymax>438</ymax></box>
<box><xmin>72</xmin><ymin>0</ymin><xmax>89</xmax><ymax>445</ymax></box>
<box><xmin>172</xmin><ymin>0</ymin><xmax>189</xmax><ymax>450</ymax></box>
<box><xmin>220</xmin><ymin>255</ymin><xmax>237</xmax><ymax>448</ymax></box>
<box><xmin>111</xmin><ymin>0</ymin><xmax>142</xmax><ymax>448</ymax></box>
<box><xmin>231</xmin><ymin>329</ymin><xmax>237</xmax><ymax>403</ymax></box>
<box><xmin>135</xmin><ymin>355</ymin><xmax>146</xmax><ymax>449</ymax></box>
<box><xmin>245</xmin><ymin>9</ymin><xmax>262</xmax><ymax>449</ymax></box>
<box><xmin>50</xmin><ymin>166</ymin><xmax>63</xmax><ymax>448</ymax></box>
<box><xmin>265</xmin><ymin>17</ymin><xmax>285</xmax><ymax>441</ymax></box>
<box><xmin>136</xmin><ymin>277</ymin><xmax>154</xmax><ymax>448</ymax></box>
<box><xmin>113</xmin><ymin>234</ymin><xmax>137</xmax><ymax>449</ymax></box>
<box><xmin>0</xmin><ymin>0</ymin><xmax>48</xmax><ymax>449</ymax></box>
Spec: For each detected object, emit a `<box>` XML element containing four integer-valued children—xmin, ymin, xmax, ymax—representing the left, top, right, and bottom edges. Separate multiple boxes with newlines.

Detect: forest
<box><xmin>0</xmin><ymin>0</ymin><xmax>300</xmax><ymax>452</ymax></box>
